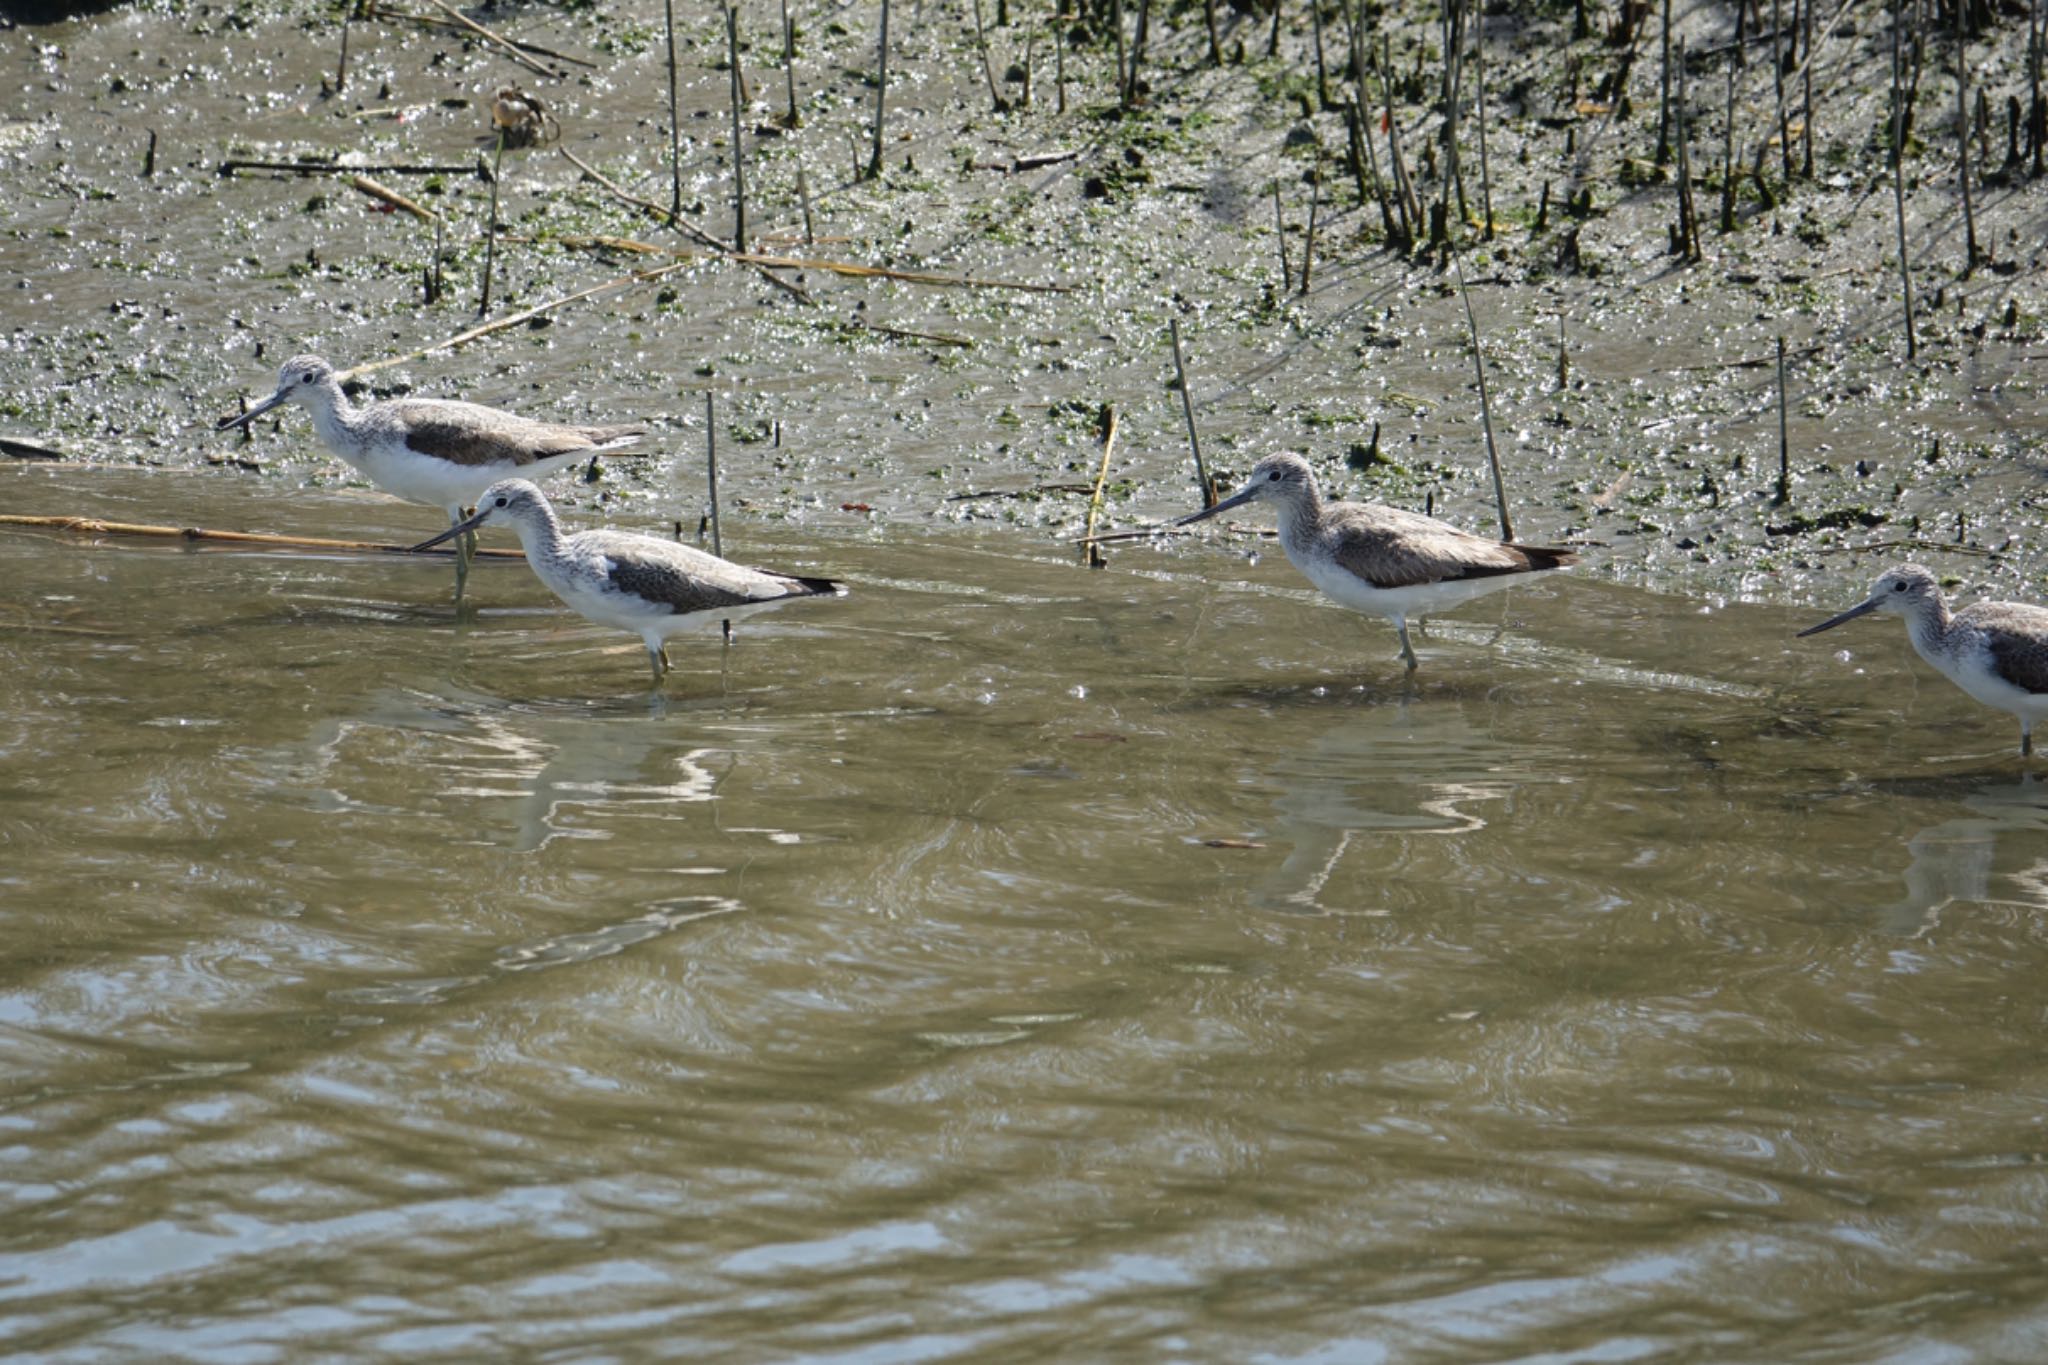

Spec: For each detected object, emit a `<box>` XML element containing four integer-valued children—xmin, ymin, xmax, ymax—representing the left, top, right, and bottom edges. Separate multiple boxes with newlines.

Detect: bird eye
<box><xmin>1892</xmin><ymin>580</ymin><xmax>1906</xmax><ymax>592</ymax></box>
<box><xmin>495</xmin><ymin>496</ymin><xmax>508</xmax><ymax>507</ymax></box>
<box><xmin>1268</xmin><ymin>470</ymin><xmax>1281</xmax><ymax>481</ymax></box>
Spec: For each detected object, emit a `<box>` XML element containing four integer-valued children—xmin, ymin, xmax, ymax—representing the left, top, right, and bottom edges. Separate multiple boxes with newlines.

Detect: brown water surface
<box><xmin>6</xmin><ymin>468</ymin><xmax>2048</xmax><ymax>1360</ymax></box>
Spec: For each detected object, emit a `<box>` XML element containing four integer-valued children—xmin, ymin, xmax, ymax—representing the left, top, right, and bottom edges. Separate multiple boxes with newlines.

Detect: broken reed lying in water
<box><xmin>0</xmin><ymin>515</ymin><xmax>525</xmax><ymax>558</ymax></box>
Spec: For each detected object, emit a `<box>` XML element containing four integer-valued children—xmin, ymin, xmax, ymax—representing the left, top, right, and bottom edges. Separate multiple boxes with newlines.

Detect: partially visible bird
<box><xmin>218</xmin><ymin>355</ymin><xmax>646</xmax><ymax>598</ymax></box>
<box><xmin>412</xmin><ymin>479</ymin><xmax>847</xmax><ymax>688</ymax></box>
<box><xmin>1175</xmin><ymin>452</ymin><xmax>1577</xmax><ymax>670</ymax></box>
<box><xmin>1798</xmin><ymin>563</ymin><xmax>2048</xmax><ymax>757</ymax></box>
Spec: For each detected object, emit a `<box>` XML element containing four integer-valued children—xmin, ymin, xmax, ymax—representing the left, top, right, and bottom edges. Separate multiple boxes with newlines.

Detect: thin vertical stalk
<box><xmin>972</xmin><ymin>0</ymin><xmax>1007</xmax><ymax>111</ymax></box>
<box><xmin>1773</xmin><ymin>0</ymin><xmax>1791</xmax><ymax>180</ymax></box>
<box><xmin>1720</xmin><ymin>61</ymin><xmax>1738</xmax><ymax>232</ymax></box>
<box><xmin>1301</xmin><ymin>163</ymin><xmax>1321</xmax><ymax>293</ymax></box>
<box><xmin>336</xmin><ymin>17</ymin><xmax>351</xmax><ymax>94</ymax></box>
<box><xmin>726</xmin><ymin>4</ymin><xmax>748</xmax><ymax>255</ymax></box>
<box><xmin>478</xmin><ymin>130</ymin><xmax>505</xmax><ymax>317</ymax></box>
<box><xmin>781</xmin><ymin>0</ymin><xmax>801</xmax><ymax>128</ymax></box>
<box><xmin>1474</xmin><ymin>14</ymin><xmax>1493</xmax><ymax>239</ymax></box>
<box><xmin>665</xmin><ymin>0</ymin><xmax>683</xmax><ymax>218</ymax></box>
<box><xmin>1311</xmin><ymin>0</ymin><xmax>1332</xmax><ymax>110</ymax></box>
<box><xmin>1656</xmin><ymin>0</ymin><xmax>1674</xmax><ymax>163</ymax></box>
<box><xmin>868</xmin><ymin>0</ymin><xmax>890</xmax><ymax>179</ymax></box>
<box><xmin>1773</xmin><ymin>336</ymin><xmax>1791</xmax><ymax>505</ymax></box>
<box><xmin>1891</xmin><ymin>0</ymin><xmax>1918</xmax><ymax>357</ymax></box>
<box><xmin>1168</xmin><ymin>319</ymin><xmax>1213</xmax><ymax>507</ymax></box>
<box><xmin>1054</xmin><ymin>2</ymin><xmax>1066</xmax><ymax>114</ymax></box>
<box><xmin>1127</xmin><ymin>0</ymin><xmax>1150</xmax><ymax>103</ymax></box>
<box><xmin>1203</xmin><ymin>0</ymin><xmax>1222</xmax><ymax>66</ymax></box>
<box><xmin>1112</xmin><ymin>0</ymin><xmax>1128</xmax><ymax>106</ymax></box>
<box><xmin>1454</xmin><ymin>258</ymin><xmax>1514</xmax><ymax>544</ymax></box>
<box><xmin>1956</xmin><ymin>0</ymin><xmax>1979</xmax><ymax>273</ymax></box>
<box><xmin>1801</xmin><ymin>0</ymin><xmax>1815</xmax><ymax>177</ymax></box>
<box><xmin>798</xmin><ymin>166</ymin><xmax>815</xmax><ymax>244</ymax></box>
<box><xmin>1272</xmin><ymin>183</ymin><xmax>1293</xmax><ymax>292</ymax></box>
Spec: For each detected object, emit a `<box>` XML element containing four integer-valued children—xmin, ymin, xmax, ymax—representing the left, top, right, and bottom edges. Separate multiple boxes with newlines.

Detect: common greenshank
<box><xmin>1175</xmin><ymin>452</ymin><xmax>1577</xmax><ymax>670</ymax></box>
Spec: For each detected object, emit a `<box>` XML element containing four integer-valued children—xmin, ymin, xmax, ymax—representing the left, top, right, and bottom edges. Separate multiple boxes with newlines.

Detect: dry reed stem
<box><xmin>422</xmin><ymin>0</ymin><xmax>559</xmax><ymax>77</ymax></box>
<box><xmin>350</xmin><ymin>263</ymin><xmax>690</xmax><ymax>378</ymax></box>
<box><xmin>0</xmin><ymin>515</ymin><xmax>525</xmax><ymax>558</ymax></box>
<box><xmin>349</xmin><ymin>174</ymin><xmax>438</xmax><ymax>221</ymax></box>
<box><xmin>1080</xmin><ymin>405</ymin><xmax>1121</xmax><ymax>567</ymax></box>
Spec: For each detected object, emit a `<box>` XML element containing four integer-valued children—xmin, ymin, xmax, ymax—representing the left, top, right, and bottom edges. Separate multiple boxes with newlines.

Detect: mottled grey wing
<box><xmin>1981</xmin><ymin>606</ymin><xmax>2048</xmax><ymax>694</ymax></box>
<box><xmin>605</xmin><ymin>556</ymin><xmax>768</xmax><ymax>616</ymax></box>
<box><xmin>1326</xmin><ymin>503</ymin><xmax>1578</xmax><ymax>588</ymax></box>
<box><xmin>389</xmin><ymin>401</ymin><xmax>641</xmax><ymax>468</ymax></box>
<box><xmin>1323</xmin><ymin>508</ymin><xmax>1527</xmax><ymax>589</ymax></box>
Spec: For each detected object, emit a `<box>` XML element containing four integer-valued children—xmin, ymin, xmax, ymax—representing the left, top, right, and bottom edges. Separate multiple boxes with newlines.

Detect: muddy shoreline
<box><xmin>1</xmin><ymin>0</ymin><xmax>2042</xmax><ymax>611</ymax></box>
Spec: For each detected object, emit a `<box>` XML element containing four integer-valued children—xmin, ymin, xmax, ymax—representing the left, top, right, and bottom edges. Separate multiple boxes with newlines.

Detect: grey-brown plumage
<box><xmin>412</xmin><ymin>479</ymin><xmax>846</xmax><ymax>687</ymax></box>
<box><xmin>392</xmin><ymin>408</ymin><xmax>647</xmax><ymax>469</ymax></box>
<box><xmin>1175</xmin><ymin>452</ymin><xmax>1577</xmax><ymax>670</ymax></box>
<box><xmin>218</xmin><ymin>354</ymin><xmax>648</xmax><ymax>599</ymax></box>
<box><xmin>1799</xmin><ymin>563</ymin><xmax>2048</xmax><ymax>756</ymax></box>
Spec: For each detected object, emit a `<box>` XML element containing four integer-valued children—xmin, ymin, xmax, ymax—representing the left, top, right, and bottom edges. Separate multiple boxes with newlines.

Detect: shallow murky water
<box><xmin>8</xmin><ymin>467</ymin><xmax>2048</xmax><ymax>1360</ymax></box>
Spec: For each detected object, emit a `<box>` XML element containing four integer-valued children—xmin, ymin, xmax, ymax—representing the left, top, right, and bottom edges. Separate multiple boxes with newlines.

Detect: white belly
<box><xmin>1291</xmin><ymin>547</ymin><xmax>1527</xmax><ymax>622</ymax></box>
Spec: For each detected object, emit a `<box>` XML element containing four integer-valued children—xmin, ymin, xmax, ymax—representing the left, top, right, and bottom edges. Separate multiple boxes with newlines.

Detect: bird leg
<box><xmin>2024</xmin><ymin>724</ymin><xmax>2034</xmax><ymax>759</ymax></box>
<box><xmin>1394</xmin><ymin>615</ymin><xmax>1419</xmax><ymax>671</ymax></box>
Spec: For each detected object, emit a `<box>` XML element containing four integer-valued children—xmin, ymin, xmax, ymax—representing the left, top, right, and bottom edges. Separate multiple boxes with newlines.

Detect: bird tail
<box><xmin>783</xmin><ymin>575</ymin><xmax>849</xmax><ymax>598</ymax></box>
<box><xmin>1507</xmin><ymin>544</ymin><xmax>1579</xmax><ymax>571</ymax></box>
<box><xmin>582</xmin><ymin>424</ymin><xmax>650</xmax><ymax>452</ymax></box>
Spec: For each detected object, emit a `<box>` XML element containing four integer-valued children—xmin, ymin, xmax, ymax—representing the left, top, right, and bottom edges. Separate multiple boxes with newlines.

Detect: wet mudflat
<box><xmin>8</xmin><ymin>467</ymin><xmax>2048</xmax><ymax>1359</ymax></box>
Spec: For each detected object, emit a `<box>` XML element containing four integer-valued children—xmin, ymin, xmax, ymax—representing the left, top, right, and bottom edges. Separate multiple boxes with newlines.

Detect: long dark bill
<box><xmin>1795</xmin><ymin>596</ymin><xmax>1882</xmax><ymax>638</ymax></box>
<box><xmin>216</xmin><ymin>387</ymin><xmax>289</xmax><ymax>432</ymax></box>
<box><xmin>410</xmin><ymin>508</ymin><xmax>493</xmax><ymax>553</ymax></box>
<box><xmin>1172</xmin><ymin>484</ymin><xmax>1259</xmax><ymax>527</ymax></box>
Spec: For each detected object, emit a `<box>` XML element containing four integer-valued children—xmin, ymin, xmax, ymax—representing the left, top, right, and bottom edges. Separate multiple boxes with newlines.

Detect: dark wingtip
<box><xmin>790</xmin><ymin>575</ymin><xmax>848</xmax><ymax>598</ymax></box>
<box><xmin>1510</xmin><ymin>544</ymin><xmax>1580</xmax><ymax>571</ymax></box>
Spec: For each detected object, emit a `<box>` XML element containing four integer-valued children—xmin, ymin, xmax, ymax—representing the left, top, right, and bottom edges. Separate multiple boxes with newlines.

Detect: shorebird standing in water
<box><xmin>412</xmin><ymin>479</ymin><xmax>846</xmax><ymax>688</ymax></box>
<box><xmin>1174</xmin><ymin>452</ymin><xmax>1578</xmax><ymax>671</ymax></box>
<box><xmin>218</xmin><ymin>355</ymin><xmax>647</xmax><ymax>599</ymax></box>
<box><xmin>1798</xmin><ymin>563</ymin><xmax>2048</xmax><ymax>757</ymax></box>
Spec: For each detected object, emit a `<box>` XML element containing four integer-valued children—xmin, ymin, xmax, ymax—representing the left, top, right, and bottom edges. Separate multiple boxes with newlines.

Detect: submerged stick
<box><xmin>1168</xmin><ymin>318</ymin><xmax>1212</xmax><ymax>508</ymax></box>
<box><xmin>1080</xmin><ymin>404</ymin><xmax>1120</xmax><ymax>569</ymax></box>
<box><xmin>0</xmin><ymin>515</ymin><xmax>524</xmax><ymax>559</ymax></box>
<box><xmin>559</xmin><ymin>147</ymin><xmax>729</xmax><ymax>253</ymax></box>
<box><xmin>1454</xmin><ymin>258</ymin><xmax>1515</xmax><ymax>543</ymax></box>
